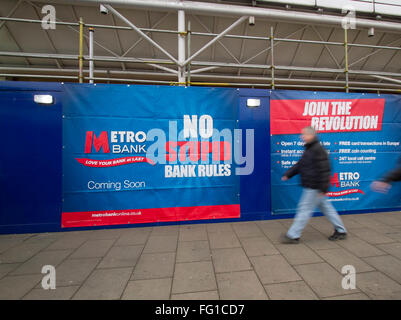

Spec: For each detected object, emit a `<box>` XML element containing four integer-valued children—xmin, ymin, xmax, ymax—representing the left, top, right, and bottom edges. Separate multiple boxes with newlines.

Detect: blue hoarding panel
<box><xmin>0</xmin><ymin>81</ymin><xmax>63</xmax><ymax>234</ymax></box>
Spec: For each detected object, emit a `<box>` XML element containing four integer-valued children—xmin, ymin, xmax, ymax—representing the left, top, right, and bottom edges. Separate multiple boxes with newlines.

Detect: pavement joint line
<box><xmin>287</xmin><ymin>215</ymin><xmax>389</xmax><ymax>293</ymax></box>
<box><xmin>119</xmin><ymin>228</ymin><xmax>152</xmax><ymax>300</ymax></box>
<box><xmin>2</xmin><ymin>212</ymin><xmax>401</xmax><ymax>300</ymax></box>
<box><xmin>69</xmin><ymin>236</ymin><xmax>119</xmax><ymax>300</ymax></box>
<box><xmin>350</xmin><ymin>270</ymin><xmax>401</xmax><ymax>298</ymax></box>
<box><xmin>206</xmin><ymin>221</ymin><xmax>221</xmax><ymax>300</ymax></box>
<box><xmin>8</xmin><ymin>241</ymin><xmax>81</xmax><ymax>299</ymax></box>
<box><xmin>359</xmin><ymin>254</ymin><xmax>401</xmax><ymax>285</ymax></box>
<box><xmin>169</xmin><ymin>227</ymin><xmax>180</xmax><ymax>300</ymax></box>
<box><xmin>232</xmin><ymin>223</ymin><xmax>272</xmax><ymax>300</ymax></box>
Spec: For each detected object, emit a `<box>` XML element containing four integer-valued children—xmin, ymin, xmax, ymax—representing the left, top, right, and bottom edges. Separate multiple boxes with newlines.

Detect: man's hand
<box><xmin>281</xmin><ymin>176</ymin><xmax>289</xmax><ymax>181</ymax></box>
<box><xmin>371</xmin><ymin>181</ymin><xmax>391</xmax><ymax>194</ymax></box>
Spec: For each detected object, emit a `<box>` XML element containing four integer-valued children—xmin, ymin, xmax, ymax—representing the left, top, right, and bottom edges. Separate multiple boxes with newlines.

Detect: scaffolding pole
<box><xmin>178</xmin><ymin>10</ymin><xmax>186</xmax><ymax>85</ymax></box>
<box><xmin>78</xmin><ymin>17</ymin><xmax>84</xmax><ymax>83</ymax></box>
<box><xmin>344</xmin><ymin>27</ymin><xmax>349</xmax><ymax>93</ymax></box>
<box><xmin>89</xmin><ymin>27</ymin><xmax>94</xmax><ymax>84</ymax></box>
<box><xmin>187</xmin><ymin>20</ymin><xmax>191</xmax><ymax>86</ymax></box>
<box><xmin>270</xmin><ymin>26</ymin><xmax>275</xmax><ymax>90</ymax></box>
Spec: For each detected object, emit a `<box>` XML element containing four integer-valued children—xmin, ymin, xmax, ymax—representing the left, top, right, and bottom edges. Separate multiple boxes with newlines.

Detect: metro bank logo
<box><xmin>85</xmin><ymin>131</ymin><xmax>110</xmax><ymax>153</ymax></box>
<box><xmin>77</xmin><ymin>131</ymin><xmax>153</xmax><ymax>168</ymax></box>
<box><xmin>327</xmin><ymin>172</ymin><xmax>364</xmax><ymax>197</ymax></box>
<box><xmin>83</xmin><ymin>130</ymin><xmax>147</xmax><ymax>154</ymax></box>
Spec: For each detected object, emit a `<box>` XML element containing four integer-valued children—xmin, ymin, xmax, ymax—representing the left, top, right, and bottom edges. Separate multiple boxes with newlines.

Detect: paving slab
<box><xmin>294</xmin><ymin>262</ymin><xmax>359</xmax><ymax>298</ymax></box>
<box><xmin>376</xmin><ymin>242</ymin><xmax>401</xmax><ymax>260</ymax></box>
<box><xmin>151</xmin><ymin>226</ymin><xmax>179</xmax><ymax>237</ymax></box>
<box><xmin>348</xmin><ymin>214</ymin><xmax>389</xmax><ymax>229</ymax></box>
<box><xmin>1</xmin><ymin>211</ymin><xmax>400</xmax><ymax>300</ymax></box>
<box><xmin>370</xmin><ymin>213</ymin><xmax>401</xmax><ymax>226</ymax></box>
<box><xmin>23</xmin><ymin>286</ymin><xmax>80</xmax><ymax>300</ymax></box>
<box><xmin>0</xmin><ymin>263</ymin><xmax>20</xmax><ymax>279</ymax></box>
<box><xmin>206</xmin><ymin>223</ymin><xmax>234</xmax><ymax>234</ymax></box>
<box><xmin>349</xmin><ymin>228</ymin><xmax>395</xmax><ymax>245</ymax></box>
<box><xmin>363</xmin><ymin>255</ymin><xmax>401</xmax><ymax>284</ymax></box>
<box><xmin>216</xmin><ymin>270</ymin><xmax>268</xmax><ymax>300</ymax></box>
<box><xmin>0</xmin><ymin>242</ymin><xmax>54</xmax><ymax>263</ymax></box>
<box><xmin>385</xmin><ymin>232</ymin><xmax>401</xmax><ymax>242</ymax></box>
<box><xmin>264</xmin><ymin>281</ymin><xmax>319</xmax><ymax>300</ymax></box>
<box><xmin>86</xmin><ymin>228</ymin><xmax>125</xmax><ymax>240</ymax></box>
<box><xmin>49</xmin><ymin>257</ymin><xmax>100</xmax><ymax>287</ymax></box>
<box><xmin>132</xmin><ymin>252</ymin><xmax>175</xmax><ymax>280</ymax></box>
<box><xmin>172</xmin><ymin>261</ymin><xmax>217</xmax><ymax>294</ymax></box>
<box><xmin>276</xmin><ymin>244</ymin><xmax>323</xmax><ymax>265</ymax></box>
<box><xmin>143</xmin><ymin>235</ymin><xmax>178</xmax><ymax>253</ymax></box>
<box><xmin>72</xmin><ymin>267</ymin><xmax>132</xmax><ymax>300</ymax></box>
<box><xmin>171</xmin><ymin>290</ymin><xmax>219</xmax><ymax>300</ymax></box>
<box><xmin>258</xmin><ymin>223</ymin><xmax>287</xmax><ymax>244</ymax></box>
<box><xmin>0</xmin><ymin>238</ymin><xmax>26</xmax><ymax>254</ymax></box>
<box><xmin>231</xmin><ymin>222</ymin><xmax>265</xmax><ymax>238</ymax></box>
<box><xmin>301</xmin><ymin>231</ymin><xmax>341</xmax><ymax>250</ymax></box>
<box><xmin>122</xmin><ymin>278</ymin><xmax>172</xmax><ymax>300</ymax></box>
<box><xmin>114</xmin><ymin>228</ymin><xmax>151</xmax><ymax>246</ymax></box>
<box><xmin>45</xmin><ymin>236</ymin><xmax>88</xmax><ymax>251</ymax></box>
<box><xmin>337</xmin><ymin>236</ymin><xmax>387</xmax><ymax>258</ymax></box>
<box><xmin>240</xmin><ymin>236</ymin><xmax>279</xmax><ymax>257</ymax></box>
<box><xmin>179</xmin><ymin>225</ymin><xmax>208</xmax><ymax>242</ymax></box>
<box><xmin>10</xmin><ymin>249</ymin><xmax>72</xmax><ymax>275</ymax></box>
<box><xmin>97</xmin><ymin>245</ymin><xmax>143</xmax><ymax>269</ymax></box>
<box><xmin>315</xmin><ymin>248</ymin><xmax>375</xmax><ymax>273</ymax></box>
<box><xmin>208</xmin><ymin>231</ymin><xmax>241</xmax><ymax>249</ymax></box>
<box><xmin>212</xmin><ymin>247</ymin><xmax>252</xmax><ymax>273</ymax></box>
<box><xmin>176</xmin><ymin>241</ymin><xmax>211</xmax><ymax>263</ymax></box>
<box><xmin>356</xmin><ymin>271</ymin><xmax>401</xmax><ymax>300</ymax></box>
<box><xmin>69</xmin><ymin>239</ymin><xmax>115</xmax><ymax>259</ymax></box>
<box><xmin>250</xmin><ymin>255</ymin><xmax>301</xmax><ymax>285</ymax></box>
<box><xmin>0</xmin><ymin>274</ymin><xmax>42</xmax><ymax>299</ymax></box>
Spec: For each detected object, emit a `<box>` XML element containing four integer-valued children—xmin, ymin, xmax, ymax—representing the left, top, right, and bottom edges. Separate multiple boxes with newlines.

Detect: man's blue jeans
<box><xmin>287</xmin><ymin>188</ymin><xmax>347</xmax><ymax>239</ymax></box>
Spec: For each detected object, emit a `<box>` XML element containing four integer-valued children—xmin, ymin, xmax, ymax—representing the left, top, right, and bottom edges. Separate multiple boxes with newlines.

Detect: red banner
<box><xmin>270</xmin><ymin>98</ymin><xmax>385</xmax><ymax>135</ymax></box>
<box><xmin>76</xmin><ymin>156</ymin><xmax>155</xmax><ymax>167</ymax></box>
<box><xmin>326</xmin><ymin>189</ymin><xmax>365</xmax><ymax>197</ymax></box>
<box><xmin>61</xmin><ymin>204</ymin><xmax>240</xmax><ymax>228</ymax></box>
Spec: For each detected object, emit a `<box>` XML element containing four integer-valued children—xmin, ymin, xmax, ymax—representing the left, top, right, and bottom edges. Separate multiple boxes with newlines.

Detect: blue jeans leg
<box><xmin>287</xmin><ymin>188</ymin><xmax>320</xmax><ymax>239</ymax></box>
<box><xmin>317</xmin><ymin>196</ymin><xmax>347</xmax><ymax>233</ymax></box>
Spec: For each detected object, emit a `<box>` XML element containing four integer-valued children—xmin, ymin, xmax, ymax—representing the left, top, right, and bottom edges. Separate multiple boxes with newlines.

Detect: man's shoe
<box><xmin>328</xmin><ymin>230</ymin><xmax>347</xmax><ymax>241</ymax></box>
<box><xmin>281</xmin><ymin>234</ymin><xmax>300</xmax><ymax>244</ymax></box>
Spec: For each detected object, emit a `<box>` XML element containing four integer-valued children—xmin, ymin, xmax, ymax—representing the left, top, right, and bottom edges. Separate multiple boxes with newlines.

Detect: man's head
<box><xmin>301</xmin><ymin>126</ymin><xmax>317</xmax><ymax>143</ymax></box>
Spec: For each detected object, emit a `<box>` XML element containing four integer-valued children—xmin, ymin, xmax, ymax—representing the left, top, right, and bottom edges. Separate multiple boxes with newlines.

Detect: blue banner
<box><xmin>62</xmin><ymin>84</ymin><xmax>240</xmax><ymax>227</ymax></box>
<box><xmin>270</xmin><ymin>90</ymin><xmax>401</xmax><ymax>215</ymax></box>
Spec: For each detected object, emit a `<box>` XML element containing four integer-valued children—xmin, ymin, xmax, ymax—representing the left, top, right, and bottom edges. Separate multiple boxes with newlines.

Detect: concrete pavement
<box><xmin>0</xmin><ymin>211</ymin><xmax>401</xmax><ymax>300</ymax></box>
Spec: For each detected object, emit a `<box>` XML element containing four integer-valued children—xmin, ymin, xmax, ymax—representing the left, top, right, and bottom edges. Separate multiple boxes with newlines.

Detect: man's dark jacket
<box><xmin>284</xmin><ymin>138</ymin><xmax>331</xmax><ymax>193</ymax></box>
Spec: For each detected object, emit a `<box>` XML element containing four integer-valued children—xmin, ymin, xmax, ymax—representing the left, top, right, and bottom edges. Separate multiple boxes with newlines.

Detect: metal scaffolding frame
<box><xmin>0</xmin><ymin>0</ymin><xmax>401</xmax><ymax>93</ymax></box>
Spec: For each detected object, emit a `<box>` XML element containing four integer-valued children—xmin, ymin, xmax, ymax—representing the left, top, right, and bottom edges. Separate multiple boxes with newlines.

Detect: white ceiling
<box><xmin>0</xmin><ymin>0</ymin><xmax>401</xmax><ymax>91</ymax></box>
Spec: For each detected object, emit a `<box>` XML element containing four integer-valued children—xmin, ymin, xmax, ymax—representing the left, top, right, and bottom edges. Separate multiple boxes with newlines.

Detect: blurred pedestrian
<box><xmin>281</xmin><ymin>126</ymin><xmax>347</xmax><ymax>244</ymax></box>
<box><xmin>371</xmin><ymin>162</ymin><xmax>401</xmax><ymax>193</ymax></box>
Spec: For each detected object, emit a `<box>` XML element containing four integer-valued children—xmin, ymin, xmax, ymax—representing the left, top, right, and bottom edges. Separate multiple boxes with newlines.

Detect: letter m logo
<box><xmin>84</xmin><ymin>131</ymin><xmax>110</xmax><ymax>153</ymax></box>
<box><xmin>330</xmin><ymin>173</ymin><xmax>339</xmax><ymax>188</ymax></box>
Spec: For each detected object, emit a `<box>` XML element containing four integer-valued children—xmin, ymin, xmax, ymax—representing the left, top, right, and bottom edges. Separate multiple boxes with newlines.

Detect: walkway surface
<box><xmin>1</xmin><ymin>211</ymin><xmax>401</xmax><ymax>300</ymax></box>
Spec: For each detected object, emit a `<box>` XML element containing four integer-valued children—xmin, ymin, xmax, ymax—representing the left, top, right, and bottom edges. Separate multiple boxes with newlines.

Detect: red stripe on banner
<box><xmin>61</xmin><ymin>204</ymin><xmax>240</xmax><ymax>228</ymax></box>
<box><xmin>76</xmin><ymin>156</ymin><xmax>155</xmax><ymax>167</ymax></box>
<box><xmin>326</xmin><ymin>189</ymin><xmax>365</xmax><ymax>197</ymax></box>
<box><xmin>270</xmin><ymin>98</ymin><xmax>385</xmax><ymax>135</ymax></box>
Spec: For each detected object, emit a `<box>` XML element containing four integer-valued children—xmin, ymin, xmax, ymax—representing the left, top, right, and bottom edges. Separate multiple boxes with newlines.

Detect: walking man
<box><xmin>281</xmin><ymin>126</ymin><xmax>347</xmax><ymax>244</ymax></box>
<box><xmin>371</xmin><ymin>161</ymin><xmax>401</xmax><ymax>193</ymax></box>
